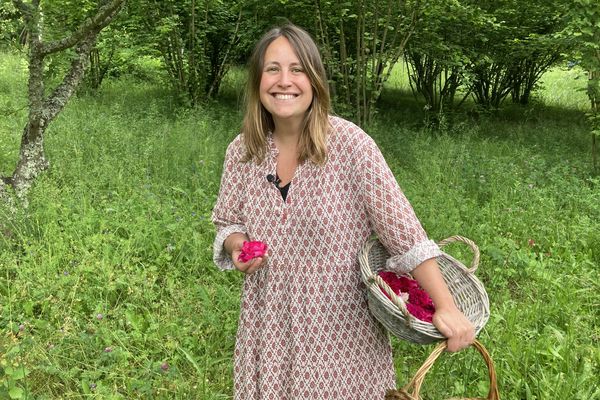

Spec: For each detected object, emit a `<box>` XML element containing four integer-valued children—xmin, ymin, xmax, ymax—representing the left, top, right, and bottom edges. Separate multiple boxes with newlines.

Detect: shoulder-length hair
<box><xmin>241</xmin><ymin>24</ymin><xmax>331</xmax><ymax>165</ymax></box>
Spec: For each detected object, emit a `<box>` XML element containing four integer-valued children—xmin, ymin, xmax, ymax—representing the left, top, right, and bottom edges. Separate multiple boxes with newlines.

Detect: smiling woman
<box><xmin>241</xmin><ymin>25</ymin><xmax>331</xmax><ymax>169</ymax></box>
<box><xmin>210</xmin><ymin>23</ymin><xmax>475</xmax><ymax>400</ymax></box>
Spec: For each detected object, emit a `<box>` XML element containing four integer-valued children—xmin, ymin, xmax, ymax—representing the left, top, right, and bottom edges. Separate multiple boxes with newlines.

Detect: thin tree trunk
<box><xmin>593</xmin><ymin>134</ymin><xmax>597</xmax><ymax>172</ymax></box>
<box><xmin>207</xmin><ymin>7</ymin><xmax>242</xmax><ymax>99</ymax></box>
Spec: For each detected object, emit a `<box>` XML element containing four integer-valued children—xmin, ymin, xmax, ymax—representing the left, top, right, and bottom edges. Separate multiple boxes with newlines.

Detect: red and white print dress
<box><xmin>212</xmin><ymin>116</ymin><xmax>441</xmax><ymax>399</ymax></box>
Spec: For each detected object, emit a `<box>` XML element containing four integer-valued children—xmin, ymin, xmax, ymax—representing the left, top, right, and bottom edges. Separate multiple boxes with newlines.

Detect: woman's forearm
<box><xmin>410</xmin><ymin>258</ymin><xmax>457</xmax><ymax>311</ymax></box>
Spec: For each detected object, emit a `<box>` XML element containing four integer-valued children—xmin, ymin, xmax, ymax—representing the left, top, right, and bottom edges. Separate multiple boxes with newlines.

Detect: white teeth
<box><xmin>274</xmin><ymin>94</ymin><xmax>296</xmax><ymax>100</ymax></box>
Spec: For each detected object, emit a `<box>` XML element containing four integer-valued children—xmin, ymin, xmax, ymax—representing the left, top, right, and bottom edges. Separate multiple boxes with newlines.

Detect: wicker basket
<box><xmin>359</xmin><ymin>236</ymin><xmax>490</xmax><ymax>344</ymax></box>
<box><xmin>385</xmin><ymin>339</ymin><xmax>500</xmax><ymax>400</ymax></box>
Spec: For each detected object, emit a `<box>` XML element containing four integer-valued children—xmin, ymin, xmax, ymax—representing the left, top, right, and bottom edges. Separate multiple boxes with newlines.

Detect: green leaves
<box><xmin>4</xmin><ymin>367</ymin><xmax>30</xmax><ymax>381</ymax></box>
<box><xmin>0</xmin><ymin>361</ymin><xmax>30</xmax><ymax>399</ymax></box>
<box><xmin>8</xmin><ymin>387</ymin><xmax>23</xmax><ymax>399</ymax></box>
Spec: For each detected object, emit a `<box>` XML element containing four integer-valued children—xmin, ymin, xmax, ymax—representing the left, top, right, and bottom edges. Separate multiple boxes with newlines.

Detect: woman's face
<box><xmin>259</xmin><ymin>36</ymin><xmax>313</xmax><ymax>129</ymax></box>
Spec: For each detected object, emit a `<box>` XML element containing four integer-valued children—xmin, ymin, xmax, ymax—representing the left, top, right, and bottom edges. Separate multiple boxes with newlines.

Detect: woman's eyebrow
<box><xmin>264</xmin><ymin>61</ymin><xmax>301</xmax><ymax>66</ymax></box>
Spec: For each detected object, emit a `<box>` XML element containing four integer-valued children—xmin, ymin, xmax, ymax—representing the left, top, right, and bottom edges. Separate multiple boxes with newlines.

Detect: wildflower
<box><xmin>104</xmin><ymin>346</ymin><xmax>113</xmax><ymax>353</ymax></box>
<box><xmin>19</xmin><ymin>324</ymin><xmax>25</xmax><ymax>331</ymax></box>
<box><xmin>161</xmin><ymin>362</ymin><xmax>169</xmax><ymax>372</ymax></box>
<box><xmin>527</xmin><ymin>239</ymin><xmax>535</xmax><ymax>247</ymax></box>
<box><xmin>96</xmin><ymin>313</ymin><xmax>103</xmax><ymax>321</ymax></box>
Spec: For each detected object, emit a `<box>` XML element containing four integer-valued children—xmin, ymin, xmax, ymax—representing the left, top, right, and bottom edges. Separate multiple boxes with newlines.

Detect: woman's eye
<box><xmin>291</xmin><ymin>67</ymin><xmax>304</xmax><ymax>74</ymax></box>
<box><xmin>266</xmin><ymin>66</ymin><xmax>279</xmax><ymax>72</ymax></box>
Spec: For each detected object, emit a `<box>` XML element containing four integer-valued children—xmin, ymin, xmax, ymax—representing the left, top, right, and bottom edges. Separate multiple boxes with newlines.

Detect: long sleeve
<box><xmin>211</xmin><ymin>136</ymin><xmax>247</xmax><ymax>270</ymax></box>
<box><xmin>356</xmin><ymin>133</ymin><xmax>441</xmax><ymax>274</ymax></box>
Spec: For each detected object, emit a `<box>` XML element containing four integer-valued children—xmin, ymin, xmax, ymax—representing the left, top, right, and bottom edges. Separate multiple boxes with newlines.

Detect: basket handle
<box><xmin>437</xmin><ymin>235</ymin><xmax>480</xmax><ymax>274</ymax></box>
<box><xmin>371</xmin><ymin>271</ymin><xmax>417</xmax><ymax>324</ymax></box>
<box><xmin>401</xmin><ymin>339</ymin><xmax>500</xmax><ymax>400</ymax></box>
<box><xmin>360</xmin><ymin>241</ymin><xmax>418</xmax><ymax>325</ymax></box>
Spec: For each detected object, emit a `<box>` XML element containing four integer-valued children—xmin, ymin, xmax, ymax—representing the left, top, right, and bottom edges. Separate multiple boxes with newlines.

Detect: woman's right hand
<box><xmin>232</xmin><ymin>251</ymin><xmax>266</xmax><ymax>274</ymax></box>
<box><xmin>225</xmin><ymin>233</ymin><xmax>268</xmax><ymax>274</ymax></box>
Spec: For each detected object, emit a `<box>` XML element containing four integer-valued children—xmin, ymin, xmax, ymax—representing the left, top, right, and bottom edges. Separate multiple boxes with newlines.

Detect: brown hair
<box><xmin>241</xmin><ymin>24</ymin><xmax>331</xmax><ymax>165</ymax></box>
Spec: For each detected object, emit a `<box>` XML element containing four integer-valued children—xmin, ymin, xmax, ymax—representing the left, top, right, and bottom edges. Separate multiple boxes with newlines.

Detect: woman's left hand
<box><xmin>432</xmin><ymin>307</ymin><xmax>475</xmax><ymax>352</ymax></box>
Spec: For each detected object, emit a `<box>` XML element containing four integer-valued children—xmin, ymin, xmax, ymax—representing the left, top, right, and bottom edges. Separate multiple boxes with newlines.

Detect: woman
<box><xmin>212</xmin><ymin>24</ymin><xmax>474</xmax><ymax>399</ymax></box>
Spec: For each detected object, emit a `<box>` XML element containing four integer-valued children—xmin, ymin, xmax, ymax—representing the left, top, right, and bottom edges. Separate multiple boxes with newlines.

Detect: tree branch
<box><xmin>40</xmin><ymin>0</ymin><xmax>125</xmax><ymax>55</ymax></box>
<box><xmin>43</xmin><ymin>35</ymin><xmax>97</xmax><ymax>123</ymax></box>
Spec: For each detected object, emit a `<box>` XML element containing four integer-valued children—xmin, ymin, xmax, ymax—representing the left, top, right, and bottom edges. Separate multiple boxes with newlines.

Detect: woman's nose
<box><xmin>277</xmin><ymin>70</ymin><xmax>292</xmax><ymax>87</ymax></box>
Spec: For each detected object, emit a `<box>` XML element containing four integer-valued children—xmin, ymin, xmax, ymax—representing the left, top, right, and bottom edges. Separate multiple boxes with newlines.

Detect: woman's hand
<box><xmin>232</xmin><ymin>251</ymin><xmax>267</xmax><ymax>274</ymax></box>
<box><xmin>432</xmin><ymin>306</ymin><xmax>475</xmax><ymax>352</ymax></box>
<box><xmin>410</xmin><ymin>258</ymin><xmax>475</xmax><ymax>352</ymax></box>
<box><xmin>224</xmin><ymin>233</ymin><xmax>268</xmax><ymax>274</ymax></box>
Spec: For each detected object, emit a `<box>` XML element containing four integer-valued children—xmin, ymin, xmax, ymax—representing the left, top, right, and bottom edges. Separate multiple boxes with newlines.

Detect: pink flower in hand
<box><xmin>238</xmin><ymin>241</ymin><xmax>268</xmax><ymax>263</ymax></box>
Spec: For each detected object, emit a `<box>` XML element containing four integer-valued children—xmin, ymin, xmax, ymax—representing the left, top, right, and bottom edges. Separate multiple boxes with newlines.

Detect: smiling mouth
<box><xmin>273</xmin><ymin>93</ymin><xmax>298</xmax><ymax>100</ymax></box>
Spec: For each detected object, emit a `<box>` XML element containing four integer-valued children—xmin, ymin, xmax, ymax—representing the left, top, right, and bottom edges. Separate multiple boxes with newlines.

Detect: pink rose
<box><xmin>377</xmin><ymin>270</ymin><xmax>436</xmax><ymax>322</ymax></box>
<box><xmin>378</xmin><ymin>271</ymin><xmax>404</xmax><ymax>295</ymax></box>
<box><xmin>238</xmin><ymin>241</ymin><xmax>268</xmax><ymax>263</ymax></box>
<box><xmin>397</xmin><ymin>275</ymin><xmax>419</xmax><ymax>292</ymax></box>
<box><xmin>408</xmin><ymin>287</ymin><xmax>434</xmax><ymax>308</ymax></box>
<box><xmin>407</xmin><ymin>303</ymin><xmax>434</xmax><ymax>323</ymax></box>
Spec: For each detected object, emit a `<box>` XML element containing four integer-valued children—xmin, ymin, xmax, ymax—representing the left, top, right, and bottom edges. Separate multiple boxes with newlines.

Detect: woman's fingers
<box><xmin>233</xmin><ymin>256</ymin><xmax>266</xmax><ymax>274</ymax></box>
<box><xmin>447</xmin><ymin>321</ymin><xmax>475</xmax><ymax>352</ymax></box>
<box><xmin>433</xmin><ymin>309</ymin><xmax>475</xmax><ymax>352</ymax></box>
<box><xmin>245</xmin><ymin>257</ymin><xmax>265</xmax><ymax>274</ymax></box>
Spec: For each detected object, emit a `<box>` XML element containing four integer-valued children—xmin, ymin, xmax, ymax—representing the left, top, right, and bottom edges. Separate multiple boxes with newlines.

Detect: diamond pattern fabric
<box><xmin>212</xmin><ymin>116</ymin><xmax>442</xmax><ymax>399</ymax></box>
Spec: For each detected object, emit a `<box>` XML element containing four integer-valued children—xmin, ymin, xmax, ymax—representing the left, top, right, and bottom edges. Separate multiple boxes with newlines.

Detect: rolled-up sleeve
<box><xmin>356</xmin><ymin>133</ymin><xmax>442</xmax><ymax>274</ymax></box>
<box><xmin>211</xmin><ymin>136</ymin><xmax>247</xmax><ymax>270</ymax></box>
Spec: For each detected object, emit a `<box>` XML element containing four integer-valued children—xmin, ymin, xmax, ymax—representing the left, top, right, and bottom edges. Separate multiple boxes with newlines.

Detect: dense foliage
<box><xmin>0</xmin><ymin>0</ymin><xmax>579</xmax><ymax>114</ymax></box>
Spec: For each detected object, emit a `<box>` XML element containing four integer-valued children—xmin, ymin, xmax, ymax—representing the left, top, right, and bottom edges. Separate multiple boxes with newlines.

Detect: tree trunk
<box><xmin>2</xmin><ymin>0</ymin><xmax>125</xmax><ymax>207</ymax></box>
<box><xmin>593</xmin><ymin>134</ymin><xmax>598</xmax><ymax>172</ymax></box>
<box><xmin>12</xmin><ymin>121</ymin><xmax>49</xmax><ymax>201</ymax></box>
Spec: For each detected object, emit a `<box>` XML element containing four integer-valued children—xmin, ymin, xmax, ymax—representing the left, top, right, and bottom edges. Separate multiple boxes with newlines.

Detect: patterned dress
<box><xmin>212</xmin><ymin>116</ymin><xmax>441</xmax><ymax>399</ymax></box>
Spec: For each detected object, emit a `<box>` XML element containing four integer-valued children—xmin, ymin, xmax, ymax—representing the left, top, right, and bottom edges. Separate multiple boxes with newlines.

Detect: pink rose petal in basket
<box><xmin>378</xmin><ymin>271</ymin><xmax>436</xmax><ymax>322</ymax></box>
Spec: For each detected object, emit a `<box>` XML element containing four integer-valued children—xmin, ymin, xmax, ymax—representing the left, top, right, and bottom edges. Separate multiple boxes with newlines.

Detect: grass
<box><xmin>1</xmin><ymin>52</ymin><xmax>599</xmax><ymax>399</ymax></box>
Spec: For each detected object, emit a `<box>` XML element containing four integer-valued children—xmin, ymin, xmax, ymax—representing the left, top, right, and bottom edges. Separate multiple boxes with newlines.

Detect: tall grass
<box><xmin>1</xmin><ymin>52</ymin><xmax>599</xmax><ymax>399</ymax></box>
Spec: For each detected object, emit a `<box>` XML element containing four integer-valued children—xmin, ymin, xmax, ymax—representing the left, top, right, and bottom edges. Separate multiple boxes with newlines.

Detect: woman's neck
<box><xmin>273</xmin><ymin>120</ymin><xmax>302</xmax><ymax>148</ymax></box>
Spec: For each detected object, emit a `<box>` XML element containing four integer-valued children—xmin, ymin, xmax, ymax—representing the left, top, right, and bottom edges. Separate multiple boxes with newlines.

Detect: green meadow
<box><xmin>1</xmin><ymin>52</ymin><xmax>598</xmax><ymax>399</ymax></box>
